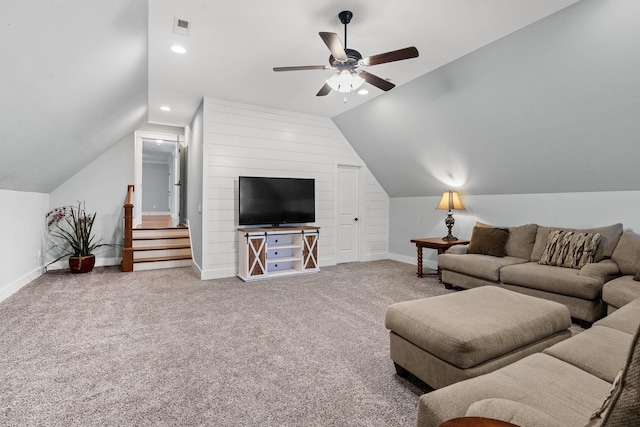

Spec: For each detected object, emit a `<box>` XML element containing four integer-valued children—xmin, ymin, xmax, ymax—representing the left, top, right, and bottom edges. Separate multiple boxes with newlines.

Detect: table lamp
<box><xmin>436</xmin><ymin>191</ymin><xmax>465</xmax><ymax>241</ymax></box>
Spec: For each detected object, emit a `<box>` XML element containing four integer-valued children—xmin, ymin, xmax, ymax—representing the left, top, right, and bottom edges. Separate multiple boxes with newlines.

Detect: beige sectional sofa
<box><xmin>416</xmin><ymin>296</ymin><xmax>640</xmax><ymax>427</ymax></box>
<box><xmin>438</xmin><ymin>223</ymin><xmax>633</xmax><ymax>323</ymax></box>
<box><xmin>602</xmin><ymin>230</ymin><xmax>640</xmax><ymax>313</ymax></box>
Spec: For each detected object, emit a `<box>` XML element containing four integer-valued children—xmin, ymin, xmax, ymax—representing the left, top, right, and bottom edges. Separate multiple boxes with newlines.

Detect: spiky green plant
<box><xmin>45</xmin><ymin>201</ymin><xmax>106</xmax><ymax>264</ymax></box>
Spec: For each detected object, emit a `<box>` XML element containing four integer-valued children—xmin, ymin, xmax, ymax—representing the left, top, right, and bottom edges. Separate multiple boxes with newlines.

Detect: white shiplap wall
<box><xmin>200</xmin><ymin>98</ymin><xmax>389</xmax><ymax>279</ymax></box>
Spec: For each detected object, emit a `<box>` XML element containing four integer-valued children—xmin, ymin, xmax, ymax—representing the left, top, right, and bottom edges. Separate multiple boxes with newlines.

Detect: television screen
<box><xmin>239</xmin><ymin>176</ymin><xmax>315</xmax><ymax>226</ymax></box>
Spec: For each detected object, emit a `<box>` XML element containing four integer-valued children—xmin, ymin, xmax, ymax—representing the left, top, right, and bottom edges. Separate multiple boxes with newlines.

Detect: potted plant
<box><xmin>45</xmin><ymin>201</ymin><xmax>107</xmax><ymax>273</ymax></box>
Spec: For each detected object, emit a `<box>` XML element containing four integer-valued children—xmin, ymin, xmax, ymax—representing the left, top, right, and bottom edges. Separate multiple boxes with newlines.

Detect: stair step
<box><xmin>133</xmin><ymin>243</ymin><xmax>191</xmax><ymax>251</ymax></box>
<box><xmin>133</xmin><ymin>258</ymin><xmax>192</xmax><ymax>271</ymax></box>
<box><xmin>134</xmin><ymin>248</ymin><xmax>192</xmax><ymax>260</ymax></box>
<box><xmin>134</xmin><ymin>254</ymin><xmax>192</xmax><ymax>263</ymax></box>
<box><xmin>133</xmin><ymin>228</ymin><xmax>189</xmax><ymax>239</ymax></box>
<box><xmin>133</xmin><ymin>238</ymin><xmax>190</xmax><ymax>248</ymax></box>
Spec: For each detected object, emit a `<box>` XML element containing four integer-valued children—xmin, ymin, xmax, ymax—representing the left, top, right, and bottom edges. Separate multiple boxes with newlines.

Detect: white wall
<box><xmin>199</xmin><ymin>98</ymin><xmax>389</xmax><ymax>279</ymax></box>
<box><xmin>390</xmin><ymin>191</ymin><xmax>640</xmax><ymax>270</ymax></box>
<box><xmin>0</xmin><ymin>190</ymin><xmax>49</xmax><ymax>302</ymax></box>
<box><xmin>48</xmin><ymin>133</ymin><xmax>135</xmax><ymax>268</ymax></box>
<box><xmin>186</xmin><ymin>101</ymin><xmax>204</xmax><ymax>271</ymax></box>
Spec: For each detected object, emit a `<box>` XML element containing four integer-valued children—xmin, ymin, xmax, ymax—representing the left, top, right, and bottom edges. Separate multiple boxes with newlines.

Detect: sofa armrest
<box><xmin>465</xmin><ymin>398</ymin><xmax>566</xmax><ymax>427</ymax></box>
<box><xmin>445</xmin><ymin>244</ymin><xmax>468</xmax><ymax>255</ymax></box>
<box><xmin>580</xmin><ymin>259</ymin><xmax>620</xmax><ymax>282</ymax></box>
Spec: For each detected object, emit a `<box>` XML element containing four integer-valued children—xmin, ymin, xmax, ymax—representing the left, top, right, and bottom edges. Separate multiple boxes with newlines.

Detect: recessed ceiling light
<box><xmin>160</xmin><ymin>106</ymin><xmax>171</xmax><ymax>111</ymax></box>
<box><xmin>358</xmin><ymin>89</ymin><xmax>369</xmax><ymax>95</ymax></box>
<box><xmin>171</xmin><ymin>45</ymin><xmax>186</xmax><ymax>54</ymax></box>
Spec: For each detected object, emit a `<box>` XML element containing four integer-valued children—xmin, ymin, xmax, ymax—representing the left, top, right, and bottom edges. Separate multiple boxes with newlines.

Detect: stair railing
<box><xmin>122</xmin><ymin>184</ymin><xmax>134</xmax><ymax>272</ymax></box>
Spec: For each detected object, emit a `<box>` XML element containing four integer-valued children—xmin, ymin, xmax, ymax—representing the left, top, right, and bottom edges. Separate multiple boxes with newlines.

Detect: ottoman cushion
<box><xmin>385</xmin><ymin>286</ymin><xmax>571</xmax><ymax>369</ymax></box>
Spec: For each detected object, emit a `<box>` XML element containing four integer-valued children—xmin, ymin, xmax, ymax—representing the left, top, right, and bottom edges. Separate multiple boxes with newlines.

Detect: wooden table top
<box><xmin>410</xmin><ymin>237</ymin><xmax>470</xmax><ymax>248</ymax></box>
<box><xmin>439</xmin><ymin>417</ymin><xmax>519</xmax><ymax>427</ymax></box>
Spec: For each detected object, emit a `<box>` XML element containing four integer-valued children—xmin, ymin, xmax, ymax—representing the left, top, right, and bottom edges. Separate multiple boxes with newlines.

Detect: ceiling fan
<box><xmin>273</xmin><ymin>10</ymin><xmax>419</xmax><ymax>96</ymax></box>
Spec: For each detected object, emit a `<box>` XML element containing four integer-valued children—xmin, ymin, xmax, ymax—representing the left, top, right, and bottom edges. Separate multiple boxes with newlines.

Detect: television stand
<box><xmin>237</xmin><ymin>226</ymin><xmax>320</xmax><ymax>281</ymax></box>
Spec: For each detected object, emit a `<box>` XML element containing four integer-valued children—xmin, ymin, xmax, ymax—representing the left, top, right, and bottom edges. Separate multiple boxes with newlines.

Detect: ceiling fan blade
<box><xmin>366</xmin><ymin>46</ymin><xmax>419</xmax><ymax>66</ymax></box>
<box><xmin>359</xmin><ymin>71</ymin><xmax>396</xmax><ymax>91</ymax></box>
<box><xmin>316</xmin><ymin>82</ymin><xmax>332</xmax><ymax>96</ymax></box>
<box><xmin>273</xmin><ymin>65</ymin><xmax>328</xmax><ymax>72</ymax></box>
<box><xmin>319</xmin><ymin>32</ymin><xmax>347</xmax><ymax>61</ymax></box>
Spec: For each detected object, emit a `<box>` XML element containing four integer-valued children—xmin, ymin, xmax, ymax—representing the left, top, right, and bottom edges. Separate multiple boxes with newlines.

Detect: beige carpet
<box><xmin>0</xmin><ymin>260</ymin><xmax>583</xmax><ymax>426</ymax></box>
<box><xmin>0</xmin><ymin>260</ymin><xmax>452</xmax><ymax>426</ymax></box>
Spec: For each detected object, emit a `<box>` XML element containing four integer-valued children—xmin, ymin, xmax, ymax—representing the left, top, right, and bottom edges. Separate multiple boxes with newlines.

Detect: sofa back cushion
<box><xmin>476</xmin><ymin>222</ymin><xmax>538</xmax><ymax>260</ymax></box>
<box><xmin>504</xmin><ymin>223</ymin><xmax>538</xmax><ymax>260</ymax></box>
<box><xmin>612</xmin><ymin>230</ymin><xmax>640</xmax><ymax>276</ymax></box>
<box><xmin>531</xmin><ymin>223</ymin><xmax>623</xmax><ymax>263</ymax></box>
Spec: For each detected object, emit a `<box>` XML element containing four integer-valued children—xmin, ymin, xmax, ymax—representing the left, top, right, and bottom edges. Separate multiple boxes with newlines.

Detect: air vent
<box><xmin>173</xmin><ymin>17</ymin><xmax>190</xmax><ymax>36</ymax></box>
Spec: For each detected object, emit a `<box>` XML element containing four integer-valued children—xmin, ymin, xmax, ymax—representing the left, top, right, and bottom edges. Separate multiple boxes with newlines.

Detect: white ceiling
<box><xmin>148</xmin><ymin>0</ymin><xmax>579</xmax><ymax>126</ymax></box>
<box><xmin>1</xmin><ymin>0</ymin><xmax>581</xmax><ymax>193</ymax></box>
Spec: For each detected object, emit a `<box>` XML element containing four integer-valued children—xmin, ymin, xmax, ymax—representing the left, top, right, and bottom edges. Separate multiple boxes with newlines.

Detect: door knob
<box><xmin>354</xmin><ymin>217</ymin><xmax>359</xmax><ymax>222</ymax></box>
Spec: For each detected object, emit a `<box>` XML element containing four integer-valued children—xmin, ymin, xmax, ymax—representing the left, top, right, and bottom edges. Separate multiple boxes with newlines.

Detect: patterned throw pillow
<box><xmin>539</xmin><ymin>230</ymin><xmax>601</xmax><ymax>269</ymax></box>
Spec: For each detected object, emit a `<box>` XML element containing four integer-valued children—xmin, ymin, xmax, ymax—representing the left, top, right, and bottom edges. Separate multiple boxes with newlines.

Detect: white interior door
<box><xmin>337</xmin><ymin>165</ymin><xmax>359</xmax><ymax>263</ymax></box>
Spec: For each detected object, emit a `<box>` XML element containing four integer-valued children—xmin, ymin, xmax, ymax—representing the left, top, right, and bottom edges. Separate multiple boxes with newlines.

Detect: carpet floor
<box><xmin>0</xmin><ymin>260</ymin><xmax>582</xmax><ymax>426</ymax></box>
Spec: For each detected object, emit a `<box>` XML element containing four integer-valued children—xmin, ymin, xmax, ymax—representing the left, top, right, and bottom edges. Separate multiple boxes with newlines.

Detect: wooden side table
<box><xmin>410</xmin><ymin>237</ymin><xmax>470</xmax><ymax>281</ymax></box>
<box><xmin>440</xmin><ymin>417</ymin><xmax>519</xmax><ymax>427</ymax></box>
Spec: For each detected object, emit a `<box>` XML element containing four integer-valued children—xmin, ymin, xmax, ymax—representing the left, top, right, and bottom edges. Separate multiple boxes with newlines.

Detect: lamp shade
<box><xmin>436</xmin><ymin>191</ymin><xmax>465</xmax><ymax>211</ymax></box>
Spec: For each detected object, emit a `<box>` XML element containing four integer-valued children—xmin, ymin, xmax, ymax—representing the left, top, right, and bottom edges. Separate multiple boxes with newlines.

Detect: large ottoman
<box><xmin>385</xmin><ymin>286</ymin><xmax>572</xmax><ymax>389</ymax></box>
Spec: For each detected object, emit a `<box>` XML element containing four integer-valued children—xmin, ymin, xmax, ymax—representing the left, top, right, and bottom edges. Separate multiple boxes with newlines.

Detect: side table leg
<box><xmin>416</xmin><ymin>246</ymin><xmax>423</xmax><ymax>278</ymax></box>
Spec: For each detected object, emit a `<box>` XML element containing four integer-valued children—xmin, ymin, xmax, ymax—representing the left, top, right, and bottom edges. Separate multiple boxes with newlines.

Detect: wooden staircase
<box><xmin>122</xmin><ymin>185</ymin><xmax>192</xmax><ymax>272</ymax></box>
<box><xmin>131</xmin><ymin>225</ymin><xmax>192</xmax><ymax>271</ymax></box>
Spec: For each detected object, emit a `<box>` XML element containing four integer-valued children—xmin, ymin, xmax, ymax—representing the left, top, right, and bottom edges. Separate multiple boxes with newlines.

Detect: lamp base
<box><xmin>442</xmin><ymin>212</ymin><xmax>458</xmax><ymax>241</ymax></box>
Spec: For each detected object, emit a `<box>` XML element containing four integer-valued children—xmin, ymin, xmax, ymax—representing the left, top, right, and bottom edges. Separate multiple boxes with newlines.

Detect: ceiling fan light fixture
<box><xmin>326</xmin><ymin>70</ymin><xmax>365</xmax><ymax>93</ymax></box>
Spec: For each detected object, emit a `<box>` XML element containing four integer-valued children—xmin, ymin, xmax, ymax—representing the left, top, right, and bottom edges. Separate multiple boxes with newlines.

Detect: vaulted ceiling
<box><xmin>3</xmin><ymin>0</ymin><xmax>604</xmax><ymax>195</ymax></box>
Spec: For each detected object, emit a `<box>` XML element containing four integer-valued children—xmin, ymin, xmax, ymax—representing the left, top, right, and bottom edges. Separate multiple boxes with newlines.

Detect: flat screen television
<box><xmin>238</xmin><ymin>176</ymin><xmax>315</xmax><ymax>227</ymax></box>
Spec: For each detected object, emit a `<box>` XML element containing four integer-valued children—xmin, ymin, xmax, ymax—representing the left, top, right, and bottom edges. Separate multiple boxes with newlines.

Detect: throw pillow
<box><xmin>539</xmin><ymin>230</ymin><xmax>567</xmax><ymax>266</ymax></box>
<box><xmin>467</xmin><ymin>226</ymin><xmax>509</xmax><ymax>257</ymax></box>
<box><xmin>539</xmin><ymin>230</ymin><xmax>602</xmax><ymax>269</ymax></box>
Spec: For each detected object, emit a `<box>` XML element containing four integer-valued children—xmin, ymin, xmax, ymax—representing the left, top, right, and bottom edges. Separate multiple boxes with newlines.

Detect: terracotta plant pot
<box><xmin>68</xmin><ymin>254</ymin><xmax>95</xmax><ymax>274</ymax></box>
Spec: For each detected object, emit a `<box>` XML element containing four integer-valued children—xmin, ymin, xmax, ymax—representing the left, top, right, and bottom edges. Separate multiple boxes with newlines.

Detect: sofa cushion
<box><xmin>543</xmin><ymin>325</ymin><xmax>632</xmax><ymax>383</ymax></box>
<box><xmin>531</xmin><ymin>223</ymin><xmax>622</xmax><ymax>263</ymax></box>
<box><xmin>467</xmin><ymin>226</ymin><xmax>509</xmax><ymax>257</ymax></box>
<box><xmin>438</xmin><ymin>253</ymin><xmax>527</xmax><ymax>282</ymax></box>
<box><xmin>539</xmin><ymin>230</ymin><xmax>601</xmax><ymax>269</ymax></box>
<box><xmin>466</xmin><ymin>399</ymin><xmax>566</xmax><ymax>427</ymax></box>
<box><xmin>595</xmin><ymin>297</ymin><xmax>640</xmax><ymax>335</ymax></box>
<box><xmin>476</xmin><ymin>222</ymin><xmax>538</xmax><ymax>260</ymax></box>
<box><xmin>602</xmin><ymin>275</ymin><xmax>640</xmax><ymax>310</ymax></box>
<box><xmin>416</xmin><ymin>353</ymin><xmax>612</xmax><ymax>427</ymax></box>
<box><xmin>500</xmin><ymin>262</ymin><xmax>606</xmax><ymax>300</ymax></box>
<box><xmin>611</xmin><ymin>230</ymin><xmax>640</xmax><ymax>276</ymax></box>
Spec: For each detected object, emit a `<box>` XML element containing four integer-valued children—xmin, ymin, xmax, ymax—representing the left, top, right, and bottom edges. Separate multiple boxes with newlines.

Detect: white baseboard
<box><xmin>388</xmin><ymin>252</ymin><xmax>437</xmax><ymax>271</ymax></box>
<box><xmin>0</xmin><ymin>266</ymin><xmax>44</xmax><ymax>303</ymax></box>
<box><xmin>200</xmin><ymin>266</ymin><xmax>237</xmax><ymax>281</ymax></box>
<box><xmin>362</xmin><ymin>252</ymin><xmax>389</xmax><ymax>262</ymax></box>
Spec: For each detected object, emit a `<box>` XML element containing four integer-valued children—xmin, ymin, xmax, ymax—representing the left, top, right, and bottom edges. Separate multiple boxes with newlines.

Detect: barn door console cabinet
<box><xmin>237</xmin><ymin>226</ymin><xmax>320</xmax><ymax>281</ymax></box>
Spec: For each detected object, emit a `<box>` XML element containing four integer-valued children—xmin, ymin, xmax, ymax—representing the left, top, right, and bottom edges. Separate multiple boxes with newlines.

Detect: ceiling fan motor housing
<box><xmin>329</xmin><ymin>48</ymin><xmax>362</xmax><ymax>69</ymax></box>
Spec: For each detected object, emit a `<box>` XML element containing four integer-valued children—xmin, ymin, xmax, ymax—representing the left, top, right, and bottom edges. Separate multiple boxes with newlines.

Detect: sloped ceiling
<box><xmin>4</xmin><ymin>0</ymin><xmax>601</xmax><ymax>196</ymax></box>
<box><xmin>0</xmin><ymin>0</ymin><xmax>148</xmax><ymax>193</ymax></box>
<box><xmin>333</xmin><ymin>0</ymin><xmax>640</xmax><ymax>197</ymax></box>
